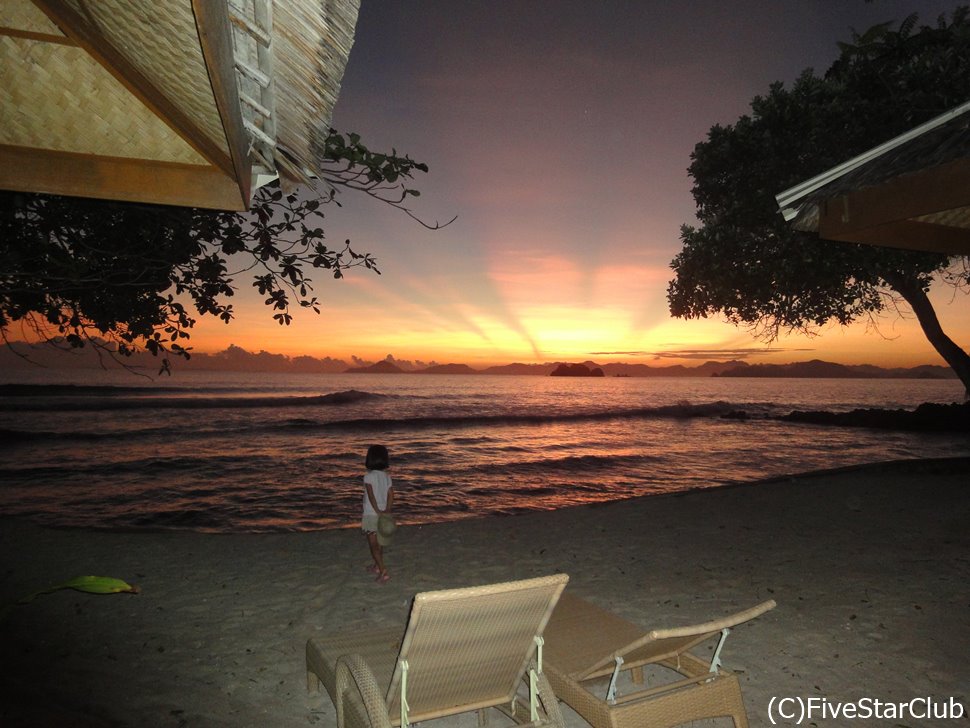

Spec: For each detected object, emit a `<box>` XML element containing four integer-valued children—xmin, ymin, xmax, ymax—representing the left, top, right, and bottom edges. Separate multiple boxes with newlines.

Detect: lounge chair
<box><xmin>542</xmin><ymin>593</ymin><xmax>776</xmax><ymax>728</ymax></box>
<box><xmin>306</xmin><ymin>574</ymin><xmax>569</xmax><ymax>727</ymax></box>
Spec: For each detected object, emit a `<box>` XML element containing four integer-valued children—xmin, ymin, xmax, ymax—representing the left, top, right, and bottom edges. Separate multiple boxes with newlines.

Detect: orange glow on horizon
<box><xmin>176</xmin><ymin>279</ymin><xmax>965</xmax><ymax>371</ymax></box>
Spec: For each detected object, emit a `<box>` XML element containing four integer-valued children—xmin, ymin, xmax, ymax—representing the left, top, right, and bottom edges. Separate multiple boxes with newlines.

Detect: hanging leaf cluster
<box><xmin>0</xmin><ymin>129</ymin><xmax>442</xmax><ymax>367</ymax></box>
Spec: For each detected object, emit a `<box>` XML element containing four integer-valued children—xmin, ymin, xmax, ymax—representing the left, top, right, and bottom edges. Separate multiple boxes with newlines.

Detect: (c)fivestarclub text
<box><xmin>768</xmin><ymin>696</ymin><xmax>966</xmax><ymax>724</ymax></box>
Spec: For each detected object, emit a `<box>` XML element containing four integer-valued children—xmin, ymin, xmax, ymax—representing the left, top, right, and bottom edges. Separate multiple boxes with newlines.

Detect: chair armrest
<box><xmin>535</xmin><ymin>669</ymin><xmax>566</xmax><ymax>727</ymax></box>
<box><xmin>649</xmin><ymin>599</ymin><xmax>777</xmax><ymax>640</ymax></box>
<box><xmin>335</xmin><ymin>653</ymin><xmax>392</xmax><ymax>728</ymax></box>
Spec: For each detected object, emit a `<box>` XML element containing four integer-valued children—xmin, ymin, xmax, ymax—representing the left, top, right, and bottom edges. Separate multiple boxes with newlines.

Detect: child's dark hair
<box><xmin>365</xmin><ymin>444</ymin><xmax>390</xmax><ymax>471</ymax></box>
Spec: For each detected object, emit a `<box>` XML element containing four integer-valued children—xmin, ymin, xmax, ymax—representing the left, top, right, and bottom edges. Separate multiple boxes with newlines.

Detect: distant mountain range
<box><xmin>342</xmin><ymin>359</ymin><xmax>743</xmax><ymax>376</ymax></box>
<box><xmin>344</xmin><ymin>356</ymin><xmax>956</xmax><ymax>379</ymax></box>
<box><xmin>0</xmin><ymin>341</ymin><xmax>957</xmax><ymax>379</ymax></box>
<box><xmin>714</xmin><ymin>359</ymin><xmax>957</xmax><ymax>379</ymax></box>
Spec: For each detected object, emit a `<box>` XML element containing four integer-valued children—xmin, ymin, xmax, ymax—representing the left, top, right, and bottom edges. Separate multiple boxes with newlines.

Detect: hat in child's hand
<box><xmin>377</xmin><ymin>514</ymin><xmax>397</xmax><ymax>545</ymax></box>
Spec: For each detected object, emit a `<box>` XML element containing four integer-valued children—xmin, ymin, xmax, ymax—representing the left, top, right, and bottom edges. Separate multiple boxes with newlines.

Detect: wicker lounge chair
<box><xmin>543</xmin><ymin>593</ymin><xmax>776</xmax><ymax>728</ymax></box>
<box><xmin>306</xmin><ymin>574</ymin><xmax>569</xmax><ymax>728</ymax></box>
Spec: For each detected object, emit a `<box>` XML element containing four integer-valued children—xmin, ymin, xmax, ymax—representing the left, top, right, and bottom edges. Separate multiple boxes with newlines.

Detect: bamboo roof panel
<box><xmin>1</xmin><ymin>0</ymin><xmax>63</xmax><ymax>36</ymax></box>
<box><xmin>1</xmin><ymin>35</ymin><xmax>206</xmax><ymax>163</ymax></box>
<box><xmin>59</xmin><ymin>0</ymin><xmax>229</xmax><ymax>160</ymax></box>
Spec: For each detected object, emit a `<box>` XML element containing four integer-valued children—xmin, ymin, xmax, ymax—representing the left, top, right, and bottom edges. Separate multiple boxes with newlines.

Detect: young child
<box><xmin>361</xmin><ymin>444</ymin><xmax>394</xmax><ymax>583</ymax></box>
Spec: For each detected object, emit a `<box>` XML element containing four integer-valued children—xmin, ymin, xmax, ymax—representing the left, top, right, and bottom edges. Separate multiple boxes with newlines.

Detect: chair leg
<box><xmin>307</xmin><ymin>670</ymin><xmax>322</xmax><ymax>693</ymax></box>
<box><xmin>630</xmin><ymin>666</ymin><xmax>644</xmax><ymax>685</ymax></box>
<box><xmin>478</xmin><ymin>707</ymin><xmax>489</xmax><ymax>726</ymax></box>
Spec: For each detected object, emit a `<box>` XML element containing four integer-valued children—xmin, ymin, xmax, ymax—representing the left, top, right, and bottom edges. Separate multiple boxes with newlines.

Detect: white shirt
<box><xmin>362</xmin><ymin>469</ymin><xmax>392</xmax><ymax>516</ymax></box>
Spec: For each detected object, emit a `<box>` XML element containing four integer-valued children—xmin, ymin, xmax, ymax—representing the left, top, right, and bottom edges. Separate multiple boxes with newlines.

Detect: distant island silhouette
<box><xmin>0</xmin><ymin>342</ymin><xmax>959</xmax><ymax>380</ymax></box>
<box><xmin>549</xmin><ymin>363</ymin><xmax>604</xmax><ymax>377</ymax></box>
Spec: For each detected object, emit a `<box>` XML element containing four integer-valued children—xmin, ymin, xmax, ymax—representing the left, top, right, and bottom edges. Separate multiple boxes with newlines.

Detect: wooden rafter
<box><xmin>0</xmin><ymin>25</ymin><xmax>76</xmax><ymax>44</ymax></box>
<box><xmin>192</xmin><ymin>0</ymin><xmax>252</xmax><ymax>207</ymax></box>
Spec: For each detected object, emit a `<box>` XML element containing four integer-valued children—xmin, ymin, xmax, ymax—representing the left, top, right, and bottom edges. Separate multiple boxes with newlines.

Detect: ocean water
<box><xmin>0</xmin><ymin>370</ymin><xmax>967</xmax><ymax>532</ymax></box>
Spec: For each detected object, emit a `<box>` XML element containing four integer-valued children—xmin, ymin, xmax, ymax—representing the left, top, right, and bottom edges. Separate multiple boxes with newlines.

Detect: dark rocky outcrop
<box><xmin>777</xmin><ymin>402</ymin><xmax>970</xmax><ymax>432</ymax></box>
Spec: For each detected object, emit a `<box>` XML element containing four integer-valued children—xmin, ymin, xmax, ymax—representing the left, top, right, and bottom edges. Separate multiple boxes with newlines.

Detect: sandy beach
<box><xmin>2</xmin><ymin>456</ymin><xmax>968</xmax><ymax>727</ymax></box>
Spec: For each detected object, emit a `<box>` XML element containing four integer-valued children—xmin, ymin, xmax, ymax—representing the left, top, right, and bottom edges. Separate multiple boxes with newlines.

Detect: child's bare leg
<box><xmin>366</xmin><ymin>532</ymin><xmax>386</xmax><ymax>575</ymax></box>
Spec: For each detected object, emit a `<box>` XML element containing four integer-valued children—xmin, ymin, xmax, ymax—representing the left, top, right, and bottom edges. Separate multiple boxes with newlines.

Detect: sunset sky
<box><xmin>191</xmin><ymin>0</ymin><xmax>970</xmax><ymax>369</ymax></box>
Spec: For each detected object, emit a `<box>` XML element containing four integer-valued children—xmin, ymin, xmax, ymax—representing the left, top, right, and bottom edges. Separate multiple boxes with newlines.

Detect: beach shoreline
<box><xmin>2</xmin><ymin>456</ymin><xmax>969</xmax><ymax>726</ymax></box>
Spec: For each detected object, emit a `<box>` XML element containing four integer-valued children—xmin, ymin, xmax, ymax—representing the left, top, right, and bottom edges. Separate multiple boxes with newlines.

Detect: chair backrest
<box><xmin>588</xmin><ymin>599</ymin><xmax>778</xmax><ymax>676</ymax></box>
<box><xmin>385</xmin><ymin>574</ymin><xmax>569</xmax><ymax>724</ymax></box>
<box><xmin>549</xmin><ymin>595</ymin><xmax>776</xmax><ymax>680</ymax></box>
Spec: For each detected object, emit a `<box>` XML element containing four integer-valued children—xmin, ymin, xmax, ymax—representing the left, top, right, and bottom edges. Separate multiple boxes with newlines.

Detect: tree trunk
<box><xmin>884</xmin><ymin>272</ymin><xmax>970</xmax><ymax>399</ymax></box>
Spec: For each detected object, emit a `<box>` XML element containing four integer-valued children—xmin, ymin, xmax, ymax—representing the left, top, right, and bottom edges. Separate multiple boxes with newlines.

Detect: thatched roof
<box><xmin>0</xmin><ymin>0</ymin><xmax>360</xmax><ymax>210</ymax></box>
<box><xmin>776</xmin><ymin>101</ymin><xmax>970</xmax><ymax>255</ymax></box>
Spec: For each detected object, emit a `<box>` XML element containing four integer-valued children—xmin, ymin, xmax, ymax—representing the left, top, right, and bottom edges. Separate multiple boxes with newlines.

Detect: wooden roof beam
<box><xmin>820</xmin><ymin>219</ymin><xmax>970</xmax><ymax>256</ymax></box>
<box><xmin>0</xmin><ymin>144</ymin><xmax>247</xmax><ymax>210</ymax></box>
